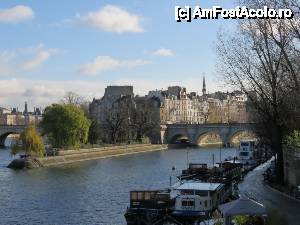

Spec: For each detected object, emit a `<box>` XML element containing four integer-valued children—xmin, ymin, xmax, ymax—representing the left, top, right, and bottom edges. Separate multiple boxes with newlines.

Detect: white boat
<box><xmin>236</xmin><ymin>140</ymin><xmax>257</xmax><ymax>167</ymax></box>
<box><xmin>171</xmin><ymin>180</ymin><xmax>229</xmax><ymax>217</ymax></box>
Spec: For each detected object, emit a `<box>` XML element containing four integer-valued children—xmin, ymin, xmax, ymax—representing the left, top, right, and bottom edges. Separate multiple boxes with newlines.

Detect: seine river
<box><xmin>0</xmin><ymin>145</ymin><xmax>235</xmax><ymax>225</ymax></box>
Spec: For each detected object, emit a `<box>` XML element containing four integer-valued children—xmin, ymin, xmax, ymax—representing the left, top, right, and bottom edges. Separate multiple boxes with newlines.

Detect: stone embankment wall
<box><xmin>34</xmin><ymin>144</ymin><xmax>167</xmax><ymax>168</ymax></box>
<box><xmin>283</xmin><ymin>147</ymin><xmax>300</xmax><ymax>187</ymax></box>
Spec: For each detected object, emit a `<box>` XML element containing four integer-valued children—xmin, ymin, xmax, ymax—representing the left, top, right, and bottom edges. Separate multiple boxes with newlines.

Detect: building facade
<box><xmin>0</xmin><ymin>102</ymin><xmax>42</xmax><ymax>126</ymax></box>
<box><xmin>146</xmin><ymin>77</ymin><xmax>248</xmax><ymax>125</ymax></box>
<box><xmin>90</xmin><ymin>86</ymin><xmax>134</xmax><ymax>124</ymax></box>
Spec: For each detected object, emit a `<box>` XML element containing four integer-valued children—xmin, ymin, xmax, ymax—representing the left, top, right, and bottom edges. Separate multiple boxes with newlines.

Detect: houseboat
<box><xmin>124</xmin><ymin>189</ymin><xmax>173</xmax><ymax>225</ymax></box>
<box><xmin>170</xmin><ymin>180</ymin><xmax>230</xmax><ymax>223</ymax></box>
<box><xmin>124</xmin><ymin>162</ymin><xmax>241</xmax><ymax>224</ymax></box>
<box><xmin>237</xmin><ymin>140</ymin><xmax>258</xmax><ymax>168</ymax></box>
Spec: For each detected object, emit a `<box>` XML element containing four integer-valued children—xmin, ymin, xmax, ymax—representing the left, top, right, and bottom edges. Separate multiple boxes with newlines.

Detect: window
<box><xmin>144</xmin><ymin>192</ymin><xmax>151</xmax><ymax>200</ymax></box>
<box><xmin>182</xmin><ymin>200</ymin><xmax>195</xmax><ymax>207</ymax></box>
<box><xmin>240</xmin><ymin>152</ymin><xmax>249</xmax><ymax>156</ymax></box>
<box><xmin>195</xmin><ymin>190</ymin><xmax>208</xmax><ymax>197</ymax></box>
<box><xmin>204</xmin><ymin>200</ymin><xmax>207</xmax><ymax>207</ymax></box>
<box><xmin>137</xmin><ymin>192</ymin><xmax>144</xmax><ymax>200</ymax></box>
<box><xmin>131</xmin><ymin>192</ymin><xmax>137</xmax><ymax>200</ymax></box>
<box><xmin>241</xmin><ymin>142</ymin><xmax>249</xmax><ymax>146</ymax></box>
<box><xmin>181</xmin><ymin>190</ymin><xmax>194</xmax><ymax>195</ymax></box>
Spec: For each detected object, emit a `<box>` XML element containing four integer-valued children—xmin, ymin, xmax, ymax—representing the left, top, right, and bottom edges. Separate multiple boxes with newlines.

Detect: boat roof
<box><xmin>173</xmin><ymin>181</ymin><xmax>223</xmax><ymax>191</ymax></box>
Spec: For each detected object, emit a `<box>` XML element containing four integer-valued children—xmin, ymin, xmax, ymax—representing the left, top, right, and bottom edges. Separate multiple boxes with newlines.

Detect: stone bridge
<box><xmin>161</xmin><ymin>123</ymin><xmax>256</xmax><ymax>147</ymax></box>
<box><xmin>0</xmin><ymin>125</ymin><xmax>26</xmax><ymax>147</ymax></box>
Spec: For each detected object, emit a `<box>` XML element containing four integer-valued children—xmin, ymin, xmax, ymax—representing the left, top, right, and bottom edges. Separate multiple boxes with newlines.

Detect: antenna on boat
<box><xmin>186</xmin><ymin>146</ymin><xmax>189</xmax><ymax>169</ymax></box>
<box><xmin>219</xmin><ymin>143</ymin><xmax>222</xmax><ymax>168</ymax></box>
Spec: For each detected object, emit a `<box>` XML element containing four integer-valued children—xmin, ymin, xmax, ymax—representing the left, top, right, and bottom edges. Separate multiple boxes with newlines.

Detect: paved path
<box><xmin>239</xmin><ymin>161</ymin><xmax>300</xmax><ymax>225</ymax></box>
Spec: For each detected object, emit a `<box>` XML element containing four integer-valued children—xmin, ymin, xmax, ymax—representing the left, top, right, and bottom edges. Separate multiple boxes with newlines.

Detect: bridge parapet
<box><xmin>162</xmin><ymin>123</ymin><xmax>256</xmax><ymax>146</ymax></box>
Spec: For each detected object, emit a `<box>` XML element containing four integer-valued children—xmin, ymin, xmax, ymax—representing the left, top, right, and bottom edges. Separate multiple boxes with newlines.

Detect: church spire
<box><xmin>202</xmin><ymin>75</ymin><xmax>206</xmax><ymax>96</ymax></box>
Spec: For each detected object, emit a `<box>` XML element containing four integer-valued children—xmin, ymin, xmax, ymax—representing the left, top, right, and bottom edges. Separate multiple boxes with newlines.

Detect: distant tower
<box><xmin>24</xmin><ymin>101</ymin><xmax>28</xmax><ymax>115</ymax></box>
<box><xmin>202</xmin><ymin>76</ymin><xmax>207</xmax><ymax>96</ymax></box>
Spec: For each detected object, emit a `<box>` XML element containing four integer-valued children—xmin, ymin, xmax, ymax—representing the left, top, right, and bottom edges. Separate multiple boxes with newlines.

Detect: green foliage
<box><xmin>233</xmin><ymin>215</ymin><xmax>248</xmax><ymax>225</ymax></box>
<box><xmin>11</xmin><ymin>125</ymin><xmax>45</xmax><ymax>157</ymax></box>
<box><xmin>88</xmin><ymin>120</ymin><xmax>101</xmax><ymax>144</ymax></box>
<box><xmin>286</xmin><ymin>130</ymin><xmax>300</xmax><ymax>148</ymax></box>
<box><xmin>40</xmin><ymin>104</ymin><xmax>91</xmax><ymax>149</ymax></box>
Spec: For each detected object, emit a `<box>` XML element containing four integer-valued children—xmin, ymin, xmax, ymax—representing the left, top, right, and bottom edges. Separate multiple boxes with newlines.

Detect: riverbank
<box><xmin>8</xmin><ymin>144</ymin><xmax>167</xmax><ymax>169</ymax></box>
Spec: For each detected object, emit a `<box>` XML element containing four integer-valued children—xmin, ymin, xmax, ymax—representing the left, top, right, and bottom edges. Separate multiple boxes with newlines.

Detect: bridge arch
<box><xmin>0</xmin><ymin>125</ymin><xmax>26</xmax><ymax>147</ymax></box>
<box><xmin>196</xmin><ymin>131</ymin><xmax>223</xmax><ymax>147</ymax></box>
<box><xmin>0</xmin><ymin>132</ymin><xmax>19</xmax><ymax>147</ymax></box>
<box><xmin>229</xmin><ymin>130</ymin><xmax>257</xmax><ymax>147</ymax></box>
<box><xmin>169</xmin><ymin>134</ymin><xmax>191</xmax><ymax>144</ymax></box>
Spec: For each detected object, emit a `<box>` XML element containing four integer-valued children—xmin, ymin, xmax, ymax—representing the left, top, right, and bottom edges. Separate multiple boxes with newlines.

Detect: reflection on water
<box><xmin>0</xmin><ymin>146</ymin><xmax>236</xmax><ymax>225</ymax></box>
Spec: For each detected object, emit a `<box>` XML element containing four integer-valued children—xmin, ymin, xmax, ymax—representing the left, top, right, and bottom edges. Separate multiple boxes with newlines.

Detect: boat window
<box><xmin>131</xmin><ymin>192</ymin><xmax>138</xmax><ymax>200</ymax></box>
<box><xmin>144</xmin><ymin>192</ymin><xmax>151</xmax><ymax>200</ymax></box>
<box><xmin>195</xmin><ymin>190</ymin><xmax>208</xmax><ymax>197</ymax></box>
<box><xmin>240</xmin><ymin>152</ymin><xmax>249</xmax><ymax>156</ymax></box>
<box><xmin>181</xmin><ymin>190</ymin><xmax>194</xmax><ymax>195</ymax></box>
<box><xmin>182</xmin><ymin>200</ymin><xmax>195</xmax><ymax>207</ymax></box>
<box><xmin>241</xmin><ymin>142</ymin><xmax>249</xmax><ymax>146</ymax></box>
<box><xmin>137</xmin><ymin>192</ymin><xmax>144</xmax><ymax>200</ymax></box>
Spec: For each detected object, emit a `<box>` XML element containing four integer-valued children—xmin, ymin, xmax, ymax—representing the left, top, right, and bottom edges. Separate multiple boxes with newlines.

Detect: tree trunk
<box><xmin>272</xmin><ymin>125</ymin><xmax>284</xmax><ymax>185</ymax></box>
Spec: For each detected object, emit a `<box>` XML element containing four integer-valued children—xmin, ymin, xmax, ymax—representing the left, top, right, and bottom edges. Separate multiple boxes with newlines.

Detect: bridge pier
<box><xmin>0</xmin><ymin>135</ymin><xmax>6</xmax><ymax>147</ymax></box>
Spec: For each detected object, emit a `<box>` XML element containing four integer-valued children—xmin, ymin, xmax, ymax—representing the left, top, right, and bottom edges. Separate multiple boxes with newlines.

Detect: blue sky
<box><xmin>0</xmin><ymin>0</ymin><xmax>237</xmax><ymax>109</ymax></box>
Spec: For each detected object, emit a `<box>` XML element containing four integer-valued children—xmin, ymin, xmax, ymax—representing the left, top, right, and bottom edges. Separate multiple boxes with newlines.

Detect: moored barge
<box><xmin>124</xmin><ymin>161</ymin><xmax>242</xmax><ymax>225</ymax></box>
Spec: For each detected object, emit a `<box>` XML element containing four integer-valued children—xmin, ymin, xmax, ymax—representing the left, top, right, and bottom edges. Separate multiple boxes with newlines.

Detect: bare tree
<box><xmin>132</xmin><ymin>97</ymin><xmax>160</xmax><ymax>142</ymax></box>
<box><xmin>61</xmin><ymin>91</ymin><xmax>90</xmax><ymax>117</ymax></box>
<box><xmin>217</xmin><ymin>0</ymin><xmax>300</xmax><ymax>184</ymax></box>
<box><xmin>61</xmin><ymin>92</ymin><xmax>84</xmax><ymax>105</ymax></box>
<box><xmin>103</xmin><ymin>109</ymin><xmax>127</xmax><ymax>144</ymax></box>
<box><xmin>101</xmin><ymin>95</ymin><xmax>135</xmax><ymax>144</ymax></box>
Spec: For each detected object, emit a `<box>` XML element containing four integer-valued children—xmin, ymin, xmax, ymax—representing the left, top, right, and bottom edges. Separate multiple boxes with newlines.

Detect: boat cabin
<box><xmin>237</xmin><ymin>140</ymin><xmax>257</xmax><ymax>165</ymax></box>
<box><xmin>171</xmin><ymin>181</ymin><xmax>227</xmax><ymax>216</ymax></box>
<box><xmin>129</xmin><ymin>190</ymin><xmax>172</xmax><ymax>209</ymax></box>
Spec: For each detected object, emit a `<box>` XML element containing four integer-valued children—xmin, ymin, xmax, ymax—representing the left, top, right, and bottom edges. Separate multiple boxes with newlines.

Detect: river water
<box><xmin>0</xmin><ymin>146</ymin><xmax>235</xmax><ymax>225</ymax></box>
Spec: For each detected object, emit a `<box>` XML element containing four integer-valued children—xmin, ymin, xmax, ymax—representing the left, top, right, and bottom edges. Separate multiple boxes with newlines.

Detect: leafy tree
<box><xmin>12</xmin><ymin>125</ymin><xmax>45</xmax><ymax>157</ymax></box>
<box><xmin>40</xmin><ymin>104</ymin><xmax>91</xmax><ymax>149</ymax></box>
<box><xmin>88</xmin><ymin>120</ymin><xmax>101</xmax><ymax>145</ymax></box>
<box><xmin>286</xmin><ymin>130</ymin><xmax>300</xmax><ymax>148</ymax></box>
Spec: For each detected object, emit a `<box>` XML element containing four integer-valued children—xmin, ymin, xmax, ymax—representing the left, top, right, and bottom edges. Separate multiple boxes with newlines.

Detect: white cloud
<box><xmin>21</xmin><ymin>51</ymin><xmax>51</xmax><ymax>70</ymax></box>
<box><xmin>78</xmin><ymin>5</ymin><xmax>143</xmax><ymax>33</ymax></box>
<box><xmin>0</xmin><ymin>77</ymin><xmax>226</xmax><ymax>110</ymax></box>
<box><xmin>79</xmin><ymin>56</ymin><xmax>150</xmax><ymax>75</ymax></box>
<box><xmin>0</xmin><ymin>44</ymin><xmax>59</xmax><ymax>74</ymax></box>
<box><xmin>0</xmin><ymin>5</ymin><xmax>34</xmax><ymax>24</ymax></box>
<box><xmin>0</xmin><ymin>79</ymin><xmax>105</xmax><ymax>110</ymax></box>
<box><xmin>152</xmin><ymin>48</ymin><xmax>175</xmax><ymax>57</ymax></box>
<box><xmin>0</xmin><ymin>52</ymin><xmax>14</xmax><ymax>76</ymax></box>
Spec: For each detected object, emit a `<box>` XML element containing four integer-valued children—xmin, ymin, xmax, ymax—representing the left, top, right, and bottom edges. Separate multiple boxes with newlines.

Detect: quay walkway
<box><xmin>239</xmin><ymin>160</ymin><xmax>300</xmax><ymax>225</ymax></box>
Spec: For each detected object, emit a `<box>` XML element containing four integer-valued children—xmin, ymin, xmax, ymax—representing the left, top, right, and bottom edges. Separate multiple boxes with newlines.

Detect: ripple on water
<box><xmin>0</xmin><ymin>147</ymin><xmax>236</xmax><ymax>225</ymax></box>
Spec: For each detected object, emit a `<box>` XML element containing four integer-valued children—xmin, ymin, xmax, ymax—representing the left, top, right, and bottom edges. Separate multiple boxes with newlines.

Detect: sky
<box><xmin>0</xmin><ymin>0</ymin><xmax>237</xmax><ymax>110</ymax></box>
